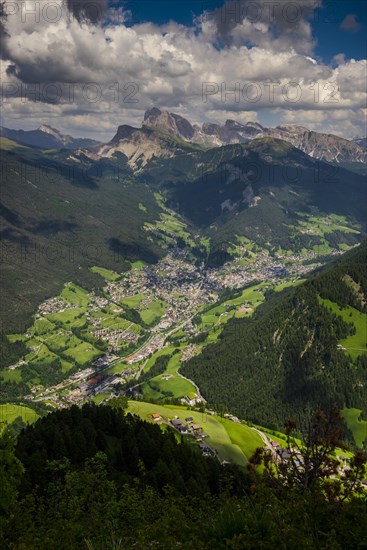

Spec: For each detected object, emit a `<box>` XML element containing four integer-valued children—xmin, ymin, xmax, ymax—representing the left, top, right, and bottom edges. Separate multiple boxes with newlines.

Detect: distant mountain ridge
<box><xmin>141</xmin><ymin>108</ymin><xmax>367</xmax><ymax>164</ymax></box>
<box><xmin>0</xmin><ymin>125</ymin><xmax>100</xmax><ymax>150</ymax></box>
<box><xmin>4</xmin><ymin>110</ymin><xmax>366</xmax><ymax>165</ymax></box>
<box><xmin>353</xmin><ymin>136</ymin><xmax>367</xmax><ymax>148</ymax></box>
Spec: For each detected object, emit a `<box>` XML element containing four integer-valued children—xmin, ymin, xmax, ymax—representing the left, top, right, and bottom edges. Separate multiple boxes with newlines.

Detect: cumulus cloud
<box><xmin>340</xmin><ymin>14</ymin><xmax>361</xmax><ymax>33</ymax></box>
<box><xmin>199</xmin><ymin>0</ymin><xmax>321</xmax><ymax>54</ymax></box>
<box><xmin>0</xmin><ymin>0</ymin><xmax>366</xmax><ymax>140</ymax></box>
<box><xmin>280</xmin><ymin>107</ymin><xmax>367</xmax><ymax>139</ymax></box>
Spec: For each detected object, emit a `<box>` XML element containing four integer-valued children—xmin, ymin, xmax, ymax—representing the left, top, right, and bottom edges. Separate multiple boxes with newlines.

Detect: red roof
<box><xmin>87</xmin><ymin>375</ymin><xmax>103</xmax><ymax>385</ymax></box>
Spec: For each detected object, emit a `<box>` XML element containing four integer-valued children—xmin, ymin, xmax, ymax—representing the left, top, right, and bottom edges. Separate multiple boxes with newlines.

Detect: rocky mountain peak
<box><xmin>143</xmin><ymin>107</ymin><xmax>162</xmax><ymax>122</ymax></box>
<box><xmin>110</xmin><ymin>125</ymin><xmax>139</xmax><ymax>143</ymax></box>
<box><xmin>143</xmin><ymin>108</ymin><xmax>195</xmax><ymax>140</ymax></box>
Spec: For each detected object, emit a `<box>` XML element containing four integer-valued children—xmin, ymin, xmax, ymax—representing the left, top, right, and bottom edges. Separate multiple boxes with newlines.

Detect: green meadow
<box><xmin>100</xmin><ymin>316</ymin><xmax>133</xmax><ymax>331</ymax></box>
<box><xmin>41</xmin><ymin>332</ymin><xmax>83</xmax><ymax>354</ymax></box>
<box><xmin>1</xmin><ymin>369</ymin><xmax>23</xmax><ymax>383</ymax></box>
<box><xmin>91</xmin><ymin>392</ymin><xmax>110</xmax><ymax>404</ymax></box>
<box><xmin>62</xmin><ymin>342</ymin><xmax>101</xmax><ymax>365</ymax></box>
<box><xmin>274</xmin><ymin>279</ymin><xmax>305</xmax><ymax>292</ymax></box>
<box><xmin>140</xmin><ymin>351</ymin><xmax>197</xmax><ymax>400</ymax></box>
<box><xmin>225</xmin><ymin>282</ymin><xmax>268</xmax><ymax>307</ymax></box>
<box><xmin>319</xmin><ymin>298</ymin><xmax>367</xmax><ymax>358</ymax></box>
<box><xmin>32</xmin><ymin>318</ymin><xmax>56</xmax><ymax>336</ymax></box>
<box><xmin>0</xmin><ymin>404</ymin><xmax>39</xmax><ymax>433</ymax></box>
<box><xmin>25</xmin><ymin>342</ymin><xmax>60</xmax><ymax>365</ymax></box>
<box><xmin>130</xmin><ymin>260</ymin><xmax>146</xmax><ymax>270</ymax></box>
<box><xmin>127</xmin><ymin>401</ymin><xmax>263</xmax><ymax>467</ymax></box>
<box><xmin>105</xmin><ymin>362</ymin><xmax>131</xmax><ymax>375</ymax></box>
<box><xmin>342</xmin><ymin>408</ymin><xmax>367</xmax><ymax>448</ymax></box>
<box><xmin>46</xmin><ymin>307</ymin><xmax>87</xmax><ymax>325</ymax></box>
<box><xmin>197</xmin><ymin>282</ymin><xmax>268</xmax><ymax>332</ymax></box>
<box><xmin>120</xmin><ymin>293</ymin><xmax>146</xmax><ymax>308</ymax></box>
<box><xmin>140</xmin><ymin>300</ymin><xmax>167</xmax><ymax>325</ymax></box>
<box><xmin>143</xmin><ymin>346</ymin><xmax>177</xmax><ymax>374</ymax></box>
<box><xmin>60</xmin><ymin>283</ymin><xmax>90</xmax><ymax>307</ymax></box>
<box><xmin>91</xmin><ymin>266</ymin><xmax>122</xmax><ymax>281</ymax></box>
<box><xmin>0</xmin><ymin>137</ymin><xmax>27</xmax><ymax>150</ymax></box>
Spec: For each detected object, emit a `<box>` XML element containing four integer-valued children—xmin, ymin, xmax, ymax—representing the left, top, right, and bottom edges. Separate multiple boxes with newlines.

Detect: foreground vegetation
<box><xmin>0</xmin><ymin>403</ymin><xmax>366</xmax><ymax>549</ymax></box>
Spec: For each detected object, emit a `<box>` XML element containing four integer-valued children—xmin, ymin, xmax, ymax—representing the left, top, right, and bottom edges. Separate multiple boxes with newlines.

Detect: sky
<box><xmin>0</xmin><ymin>0</ymin><xmax>366</xmax><ymax>140</ymax></box>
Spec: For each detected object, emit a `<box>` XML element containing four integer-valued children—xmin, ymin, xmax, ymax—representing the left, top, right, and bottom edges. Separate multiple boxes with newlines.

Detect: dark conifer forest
<box><xmin>1</xmin><ymin>403</ymin><xmax>366</xmax><ymax>549</ymax></box>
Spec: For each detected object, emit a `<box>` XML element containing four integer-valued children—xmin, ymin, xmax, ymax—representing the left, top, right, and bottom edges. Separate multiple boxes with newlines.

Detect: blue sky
<box><xmin>122</xmin><ymin>0</ymin><xmax>366</xmax><ymax>62</ymax></box>
<box><xmin>312</xmin><ymin>0</ymin><xmax>367</xmax><ymax>62</ymax></box>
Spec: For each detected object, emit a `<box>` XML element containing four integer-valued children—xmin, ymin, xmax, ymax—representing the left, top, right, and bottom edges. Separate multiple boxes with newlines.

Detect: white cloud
<box><xmin>0</xmin><ymin>0</ymin><xmax>365</xmax><ymax>140</ymax></box>
<box><xmin>280</xmin><ymin>108</ymin><xmax>367</xmax><ymax>139</ymax></box>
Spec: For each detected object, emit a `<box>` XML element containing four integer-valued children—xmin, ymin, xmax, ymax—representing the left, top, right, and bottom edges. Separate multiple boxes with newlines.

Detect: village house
<box><xmin>198</xmin><ymin>443</ymin><xmax>211</xmax><ymax>456</ymax></box>
<box><xmin>170</xmin><ymin>418</ymin><xmax>187</xmax><ymax>433</ymax></box>
<box><xmin>183</xmin><ymin>392</ymin><xmax>202</xmax><ymax>407</ymax></box>
<box><xmin>191</xmin><ymin>423</ymin><xmax>201</xmax><ymax>432</ymax></box>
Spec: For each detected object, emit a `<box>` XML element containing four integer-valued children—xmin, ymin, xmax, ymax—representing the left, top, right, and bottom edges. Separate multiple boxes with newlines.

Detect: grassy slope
<box><xmin>319</xmin><ymin>298</ymin><xmax>367</xmax><ymax>358</ymax></box>
<box><xmin>0</xmin><ymin>404</ymin><xmax>39</xmax><ymax>432</ymax></box>
<box><xmin>342</xmin><ymin>408</ymin><xmax>367</xmax><ymax>448</ymax></box>
<box><xmin>141</xmin><ymin>351</ymin><xmax>197</xmax><ymax>400</ymax></box>
<box><xmin>90</xmin><ymin>266</ymin><xmax>121</xmax><ymax>282</ymax></box>
<box><xmin>127</xmin><ymin>401</ymin><xmax>263</xmax><ymax>466</ymax></box>
<box><xmin>140</xmin><ymin>280</ymin><xmax>294</xmax><ymax>401</ymax></box>
<box><xmin>140</xmin><ymin>300</ymin><xmax>167</xmax><ymax>325</ymax></box>
<box><xmin>120</xmin><ymin>294</ymin><xmax>146</xmax><ymax>308</ymax></box>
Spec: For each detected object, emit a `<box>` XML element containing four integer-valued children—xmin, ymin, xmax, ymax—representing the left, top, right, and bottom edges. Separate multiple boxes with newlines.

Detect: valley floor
<box><xmin>1</xmin><ymin>240</ymin><xmax>366</xmax><ymax>453</ymax></box>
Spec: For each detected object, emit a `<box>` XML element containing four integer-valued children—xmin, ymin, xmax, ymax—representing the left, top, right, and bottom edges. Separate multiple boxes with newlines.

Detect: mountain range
<box><xmin>2</xmin><ymin>109</ymin><xmax>366</xmax><ymax>169</ymax></box>
<box><xmin>142</xmin><ymin>108</ymin><xmax>367</xmax><ymax>164</ymax></box>
<box><xmin>0</xmin><ymin>125</ymin><xmax>100</xmax><ymax>150</ymax></box>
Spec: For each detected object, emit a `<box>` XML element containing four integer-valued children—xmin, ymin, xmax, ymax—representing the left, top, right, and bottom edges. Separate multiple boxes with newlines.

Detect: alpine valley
<box><xmin>2</xmin><ymin>0</ymin><xmax>367</xmax><ymax>545</ymax></box>
<box><xmin>1</xmin><ymin>108</ymin><xmax>366</xmax><ymax>453</ymax></box>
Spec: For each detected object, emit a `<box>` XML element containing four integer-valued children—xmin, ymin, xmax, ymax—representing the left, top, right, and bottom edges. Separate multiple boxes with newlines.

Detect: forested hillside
<box><xmin>182</xmin><ymin>242</ymin><xmax>367</xmax><ymax>438</ymax></box>
<box><xmin>0</xmin><ymin>143</ymin><xmax>164</xmax><ymax>331</ymax></box>
<box><xmin>1</xmin><ymin>403</ymin><xmax>366</xmax><ymax>549</ymax></box>
<box><xmin>162</xmin><ymin>138</ymin><xmax>366</xmax><ymax>261</ymax></box>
